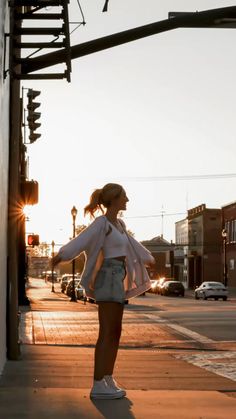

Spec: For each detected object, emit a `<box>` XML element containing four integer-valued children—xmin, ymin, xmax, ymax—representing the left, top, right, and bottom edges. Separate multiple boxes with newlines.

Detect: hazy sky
<box><xmin>24</xmin><ymin>0</ymin><xmax>236</xmax><ymax>247</ymax></box>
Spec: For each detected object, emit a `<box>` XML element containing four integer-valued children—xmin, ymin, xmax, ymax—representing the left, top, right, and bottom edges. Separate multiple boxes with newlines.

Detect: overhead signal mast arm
<box><xmin>20</xmin><ymin>5</ymin><xmax>236</xmax><ymax>76</ymax></box>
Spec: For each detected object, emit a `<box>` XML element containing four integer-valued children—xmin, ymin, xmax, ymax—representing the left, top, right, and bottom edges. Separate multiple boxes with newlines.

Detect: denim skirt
<box><xmin>94</xmin><ymin>258</ymin><xmax>126</xmax><ymax>304</ymax></box>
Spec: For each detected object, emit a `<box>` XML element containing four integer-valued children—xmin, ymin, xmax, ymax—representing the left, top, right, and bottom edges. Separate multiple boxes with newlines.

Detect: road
<box><xmin>132</xmin><ymin>292</ymin><xmax>236</xmax><ymax>344</ymax></box>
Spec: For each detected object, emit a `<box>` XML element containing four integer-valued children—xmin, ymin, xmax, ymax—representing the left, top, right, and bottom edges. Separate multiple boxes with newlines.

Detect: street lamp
<box><xmin>70</xmin><ymin>205</ymin><xmax>78</xmax><ymax>302</ymax></box>
<box><xmin>222</xmin><ymin>229</ymin><xmax>228</xmax><ymax>287</ymax></box>
<box><xmin>51</xmin><ymin>240</ymin><xmax>55</xmax><ymax>292</ymax></box>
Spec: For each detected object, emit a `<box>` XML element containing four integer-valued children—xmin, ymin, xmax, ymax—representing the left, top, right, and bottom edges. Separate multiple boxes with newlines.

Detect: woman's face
<box><xmin>112</xmin><ymin>189</ymin><xmax>129</xmax><ymax>211</ymax></box>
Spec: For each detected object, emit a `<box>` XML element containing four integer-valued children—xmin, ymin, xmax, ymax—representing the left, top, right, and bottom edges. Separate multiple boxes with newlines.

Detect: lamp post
<box><xmin>51</xmin><ymin>240</ymin><xmax>55</xmax><ymax>292</ymax></box>
<box><xmin>70</xmin><ymin>206</ymin><xmax>78</xmax><ymax>302</ymax></box>
<box><xmin>222</xmin><ymin>229</ymin><xmax>228</xmax><ymax>287</ymax></box>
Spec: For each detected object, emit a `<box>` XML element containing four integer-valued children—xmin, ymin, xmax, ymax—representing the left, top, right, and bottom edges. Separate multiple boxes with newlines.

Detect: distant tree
<box><xmin>27</xmin><ymin>242</ymin><xmax>51</xmax><ymax>257</ymax></box>
<box><xmin>39</xmin><ymin>242</ymin><xmax>51</xmax><ymax>257</ymax></box>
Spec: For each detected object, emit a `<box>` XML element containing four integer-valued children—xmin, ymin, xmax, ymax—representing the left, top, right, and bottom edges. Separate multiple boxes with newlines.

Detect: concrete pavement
<box><xmin>1</xmin><ymin>278</ymin><xmax>236</xmax><ymax>418</ymax></box>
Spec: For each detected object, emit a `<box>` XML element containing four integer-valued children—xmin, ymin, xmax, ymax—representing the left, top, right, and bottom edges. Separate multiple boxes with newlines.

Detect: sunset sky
<box><xmin>23</xmin><ymin>0</ymin><xmax>236</xmax><ymax>249</ymax></box>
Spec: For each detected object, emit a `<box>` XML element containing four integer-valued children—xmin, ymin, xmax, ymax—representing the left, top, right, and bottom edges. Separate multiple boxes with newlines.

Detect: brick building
<box><xmin>175</xmin><ymin>219</ymin><xmax>188</xmax><ymax>287</ymax></box>
<box><xmin>222</xmin><ymin>201</ymin><xmax>236</xmax><ymax>287</ymax></box>
<box><xmin>175</xmin><ymin>204</ymin><xmax>222</xmax><ymax>289</ymax></box>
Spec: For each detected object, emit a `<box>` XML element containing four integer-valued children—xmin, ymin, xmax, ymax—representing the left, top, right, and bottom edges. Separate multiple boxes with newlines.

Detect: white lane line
<box><xmin>143</xmin><ymin>313</ymin><xmax>215</xmax><ymax>344</ymax></box>
<box><xmin>175</xmin><ymin>352</ymin><xmax>236</xmax><ymax>382</ymax></box>
<box><xmin>165</xmin><ymin>323</ymin><xmax>215</xmax><ymax>344</ymax></box>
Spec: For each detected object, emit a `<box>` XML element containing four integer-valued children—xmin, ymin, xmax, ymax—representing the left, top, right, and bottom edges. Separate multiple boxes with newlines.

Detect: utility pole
<box><xmin>161</xmin><ymin>205</ymin><xmax>165</xmax><ymax>238</ymax></box>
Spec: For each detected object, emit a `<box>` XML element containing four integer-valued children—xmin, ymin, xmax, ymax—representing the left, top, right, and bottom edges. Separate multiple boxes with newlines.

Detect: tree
<box><xmin>27</xmin><ymin>241</ymin><xmax>51</xmax><ymax>257</ymax></box>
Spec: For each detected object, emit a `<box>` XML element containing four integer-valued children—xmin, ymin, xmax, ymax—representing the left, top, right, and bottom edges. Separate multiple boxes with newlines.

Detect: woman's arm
<box><xmin>55</xmin><ymin>216</ymin><xmax>105</xmax><ymax>263</ymax></box>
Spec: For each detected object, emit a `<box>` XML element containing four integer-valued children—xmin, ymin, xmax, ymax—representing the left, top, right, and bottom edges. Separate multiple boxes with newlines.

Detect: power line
<box><xmin>76</xmin><ymin>0</ymin><xmax>86</xmax><ymax>24</ymax></box>
<box><xmin>119</xmin><ymin>173</ymin><xmax>236</xmax><ymax>182</ymax></box>
<box><xmin>124</xmin><ymin>212</ymin><xmax>186</xmax><ymax>219</ymax></box>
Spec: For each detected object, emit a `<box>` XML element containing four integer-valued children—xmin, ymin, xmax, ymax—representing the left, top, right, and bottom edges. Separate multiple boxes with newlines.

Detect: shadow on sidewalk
<box><xmin>91</xmin><ymin>397</ymin><xmax>135</xmax><ymax>419</ymax></box>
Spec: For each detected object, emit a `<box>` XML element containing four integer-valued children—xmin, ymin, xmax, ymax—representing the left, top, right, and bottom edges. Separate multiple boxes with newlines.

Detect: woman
<box><xmin>53</xmin><ymin>183</ymin><xmax>155</xmax><ymax>399</ymax></box>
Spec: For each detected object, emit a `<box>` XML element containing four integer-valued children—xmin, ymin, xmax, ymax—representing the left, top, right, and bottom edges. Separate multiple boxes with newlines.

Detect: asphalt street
<box><xmin>132</xmin><ymin>292</ymin><xmax>236</xmax><ymax>344</ymax></box>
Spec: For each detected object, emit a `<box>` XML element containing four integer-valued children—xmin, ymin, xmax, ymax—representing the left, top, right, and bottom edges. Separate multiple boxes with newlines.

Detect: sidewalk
<box><xmin>1</xmin><ymin>279</ymin><xmax>236</xmax><ymax>418</ymax></box>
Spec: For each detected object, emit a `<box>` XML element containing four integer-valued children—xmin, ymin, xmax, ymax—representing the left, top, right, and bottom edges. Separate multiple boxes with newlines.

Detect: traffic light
<box><xmin>27</xmin><ymin>234</ymin><xmax>40</xmax><ymax>246</ymax></box>
<box><xmin>27</xmin><ymin>89</ymin><xmax>41</xmax><ymax>143</ymax></box>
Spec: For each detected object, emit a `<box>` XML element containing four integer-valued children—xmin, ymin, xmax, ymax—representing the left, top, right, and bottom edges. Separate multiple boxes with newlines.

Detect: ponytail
<box><xmin>84</xmin><ymin>188</ymin><xmax>104</xmax><ymax>218</ymax></box>
<box><xmin>84</xmin><ymin>183</ymin><xmax>123</xmax><ymax>218</ymax></box>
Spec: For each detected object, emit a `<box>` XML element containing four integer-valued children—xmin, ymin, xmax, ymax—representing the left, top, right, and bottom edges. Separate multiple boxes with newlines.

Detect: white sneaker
<box><xmin>90</xmin><ymin>378</ymin><xmax>125</xmax><ymax>399</ymax></box>
<box><xmin>104</xmin><ymin>375</ymin><xmax>126</xmax><ymax>397</ymax></box>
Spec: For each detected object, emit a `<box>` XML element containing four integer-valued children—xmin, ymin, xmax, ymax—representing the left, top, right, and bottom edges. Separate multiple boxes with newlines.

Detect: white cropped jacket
<box><xmin>57</xmin><ymin>215</ymin><xmax>155</xmax><ymax>300</ymax></box>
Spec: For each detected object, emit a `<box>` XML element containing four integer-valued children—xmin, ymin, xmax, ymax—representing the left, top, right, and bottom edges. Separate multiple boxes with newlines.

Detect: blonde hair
<box><xmin>84</xmin><ymin>183</ymin><xmax>123</xmax><ymax>218</ymax></box>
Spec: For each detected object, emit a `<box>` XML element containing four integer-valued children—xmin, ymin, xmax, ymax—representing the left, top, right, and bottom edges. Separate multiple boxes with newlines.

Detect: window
<box><xmin>225</xmin><ymin>220</ymin><xmax>236</xmax><ymax>243</ymax></box>
<box><xmin>233</xmin><ymin>220</ymin><xmax>236</xmax><ymax>243</ymax></box>
<box><xmin>229</xmin><ymin>259</ymin><xmax>235</xmax><ymax>270</ymax></box>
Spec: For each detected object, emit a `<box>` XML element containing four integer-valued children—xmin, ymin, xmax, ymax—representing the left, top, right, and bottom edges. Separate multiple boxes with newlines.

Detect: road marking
<box><xmin>143</xmin><ymin>313</ymin><xmax>215</xmax><ymax>344</ymax></box>
<box><xmin>165</xmin><ymin>323</ymin><xmax>215</xmax><ymax>344</ymax></box>
<box><xmin>175</xmin><ymin>352</ymin><xmax>236</xmax><ymax>382</ymax></box>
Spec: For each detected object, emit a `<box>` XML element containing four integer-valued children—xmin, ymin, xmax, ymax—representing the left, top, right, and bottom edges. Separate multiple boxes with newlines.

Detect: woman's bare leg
<box><xmin>94</xmin><ymin>302</ymin><xmax>124</xmax><ymax>380</ymax></box>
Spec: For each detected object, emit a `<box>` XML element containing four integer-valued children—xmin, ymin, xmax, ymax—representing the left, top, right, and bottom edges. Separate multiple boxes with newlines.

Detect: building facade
<box><xmin>178</xmin><ymin>204</ymin><xmax>222</xmax><ymax>288</ymax></box>
<box><xmin>175</xmin><ymin>205</ymin><xmax>223</xmax><ymax>289</ymax></box>
<box><xmin>222</xmin><ymin>201</ymin><xmax>236</xmax><ymax>287</ymax></box>
<box><xmin>0</xmin><ymin>1</ymin><xmax>10</xmax><ymax>373</ymax></box>
<box><xmin>175</xmin><ymin>219</ymin><xmax>188</xmax><ymax>286</ymax></box>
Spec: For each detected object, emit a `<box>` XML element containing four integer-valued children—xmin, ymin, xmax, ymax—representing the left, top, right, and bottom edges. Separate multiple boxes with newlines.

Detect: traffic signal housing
<box><xmin>27</xmin><ymin>89</ymin><xmax>41</xmax><ymax>143</ymax></box>
<box><xmin>27</xmin><ymin>234</ymin><xmax>40</xmax><ymax>246</ymax></box>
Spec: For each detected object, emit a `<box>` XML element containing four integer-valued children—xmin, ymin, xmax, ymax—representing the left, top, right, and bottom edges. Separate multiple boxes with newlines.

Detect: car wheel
<box><xmin>203</xmin><ymin>293</ymin><xmax>207</xmax><ymax>300</ymax></box>
<box><xmin>214</xmin><ymin>297</ymin><xmax>218</xmax><ymax>300</ymax></box>
<box><xmin>181</xmin><ymin>293</ymin><xmax>185</xmax><ymax>297</ymax></box>
<box><xmin>223</xmin><ymin>297</ymin><xmax>227</xmax><ymax>301</ymax></box>
<box><xmin>195</xmin><ymin>293</ymin><xmax>199</xmax><ymax>300</ymax></box>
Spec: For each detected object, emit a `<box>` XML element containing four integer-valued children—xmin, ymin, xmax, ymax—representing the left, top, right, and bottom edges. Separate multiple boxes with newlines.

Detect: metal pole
<box><xmin>51</xmin><ymin>240</ymin><xmax>55</xmax><ymax>292</ymax></box>
<box><xmin>20</xmin><ymin>6</ymin><xmax>236</xmax><ymax>75</ymax></box>
<box><xmin>70</xmin><ymin>206</ymin><xmax>77</xmax><ymax>302</ymax></box>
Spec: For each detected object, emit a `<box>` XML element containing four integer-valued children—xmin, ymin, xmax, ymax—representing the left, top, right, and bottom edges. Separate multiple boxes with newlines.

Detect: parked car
<box><xmin>156</xmin><ymin>277</ymin><xmax>174</xmax><ymax>294</ymax></box>
<box><xmin>66</xmin><ymin>277</ymin><xmax>81</xmax><ymax>297</ymax></box>
<box><xmin>60</xmin><ymin>274</ymin><xmax>73</xmax><ymax>293</ymax></box>
<box><xmin>194</xmin><ymin>282</ymin><xmax>228</xmax><ymax>301</ymax></box>
<box><xmin>161</xmin><ymin>281</ymin><xmax>185</xmax><ymax>297</ymax></box>
<box><xmin>45</xmin><ymin>271</ymin><xmax>58</xmax><ymax>282</ymax></box>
